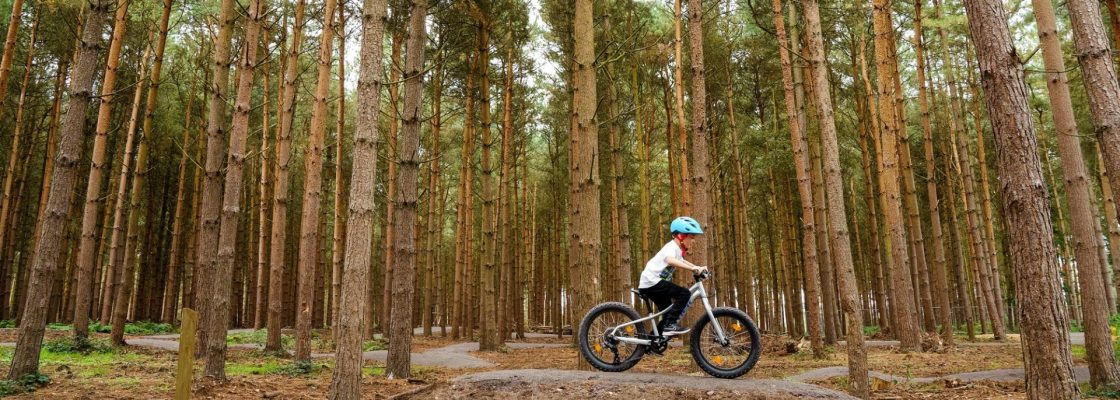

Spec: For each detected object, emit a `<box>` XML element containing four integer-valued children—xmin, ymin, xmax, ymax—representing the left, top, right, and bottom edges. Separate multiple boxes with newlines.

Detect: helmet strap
<box><xmin>674</xmin><ymin>233</ymin><xmax>689</xmax><ymax>256</ymax></box>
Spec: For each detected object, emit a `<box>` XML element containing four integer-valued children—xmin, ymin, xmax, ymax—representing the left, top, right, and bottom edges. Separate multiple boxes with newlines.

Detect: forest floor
<box><xmin>0</xmin><ymin>325</ymin><xmax>1113</xmax><ymax>399</ymax></box>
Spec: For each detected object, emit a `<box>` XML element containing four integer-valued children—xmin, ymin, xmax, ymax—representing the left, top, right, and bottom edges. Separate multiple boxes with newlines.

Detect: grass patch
<box><xmin>106</xmin><ymin>377</ymin><xmax>142</xmax><ymax>389</ymax></box>
<box><xmin>227</xmin><ymin>360</ymin><xmax>288</xmax><ymax>376</ymax></box>
<box><xmin>862</xmin><ymin>326</ymin><xmax>880</xmax><ymax>337</ymax></box>
<box><xmin>363</xmin><ymin>338</ymin><xmax>388</xmax><ymax>351</ymax></box>
<box><xmin>77</xmin><ymin>365</ymin><xmax>109</xmax><ymax>379</ymax></box>
<box><xmin>227</xmin><ymin>329</ymin><xmax>293</xmax><ymax>349</ymax></box>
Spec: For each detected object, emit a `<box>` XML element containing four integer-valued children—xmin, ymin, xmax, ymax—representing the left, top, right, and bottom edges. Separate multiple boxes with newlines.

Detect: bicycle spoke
<box><xmin>698</xmin><ymin>315</ymin><xmax>754</xmax><ymax>370</ymax></box>
<box><xmin>585</xmin><ymin>310</ymin><xmax>640</xmax><ymax>365</ymax></box>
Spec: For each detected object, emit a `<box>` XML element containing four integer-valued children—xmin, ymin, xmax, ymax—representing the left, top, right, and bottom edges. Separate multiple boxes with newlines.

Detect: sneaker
<box><xmin>662</xmin><ymin>323</ymin><xmax>690</xmax><ymax>336</ymax></box>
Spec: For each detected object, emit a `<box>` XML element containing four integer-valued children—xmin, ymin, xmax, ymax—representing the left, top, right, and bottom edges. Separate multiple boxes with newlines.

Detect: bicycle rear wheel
<box><xmin>577</xmin><ymin>302</ymin><xmax>646</xmax><ymax>372</ymax></box>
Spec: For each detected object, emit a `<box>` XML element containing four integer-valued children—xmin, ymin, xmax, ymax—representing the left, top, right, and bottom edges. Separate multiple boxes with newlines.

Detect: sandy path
<box><xmin>447</xmin><ymin>369</ymin><xmax>858</xmax><ymax>399</ymax></box>
<box><xmin>786</xmin><ymin>365</ymin><xmax>1091</xmax><ymax>384</ymax></box>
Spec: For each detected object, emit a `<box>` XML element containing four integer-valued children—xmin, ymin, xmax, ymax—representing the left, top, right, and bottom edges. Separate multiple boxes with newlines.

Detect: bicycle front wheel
<box><xmin>578</xmin><ymin>302</ymin><xmax>646</xmax><ymax>372</ymax></box>
<box><xmin>689</xmin><ymin>307</ymin><xmax>761</xmax><ymax>379</ymax></box>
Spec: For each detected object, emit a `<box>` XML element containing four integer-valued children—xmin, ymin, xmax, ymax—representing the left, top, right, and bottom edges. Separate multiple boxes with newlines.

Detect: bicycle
<box><xmin>577</xmin><ymin>270</ymin><xmax>761</xmax><ymax>379</ymax></box>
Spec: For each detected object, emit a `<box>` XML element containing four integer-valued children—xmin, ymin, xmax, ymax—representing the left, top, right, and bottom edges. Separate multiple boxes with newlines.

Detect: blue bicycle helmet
<box><xmin>670</xmin><ymin>216</ymin><xmax>704</xmax><ymax>235</ymax></box>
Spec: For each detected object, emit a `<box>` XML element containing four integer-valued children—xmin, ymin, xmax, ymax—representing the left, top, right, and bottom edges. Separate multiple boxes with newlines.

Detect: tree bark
<box><xmin>386</xmin><ymin>0</ymin><xmax>427</xmax><ymax>377</ymax></box>
<box><xmin>109</xmin><ymin>39</ymin><xmax>154</xmax><ymax>345</ymax></box>
<box><xmin>8</xmin><ymin>0</ymin><xmax>111</xmax><ymax>379</ymax></box>
<box><xmin>0</xmin><ymin>0</ymin><xmax>24</xmax><ymax>112</ymax></box>
<box><xmin>912</xmin><ymin>0</ymin><xmax>952</xmax><ymax>344</ymax></box>
<box><xmin>1029</xmin><ymin>0</ymin><xmax>1120</xmax><ymax>386</ymax></box>
<box><xmin>330</xmin><ymin>0</ymin><xmax>347</xmax><ymax>334</ymax></box>
<box><xmin>801</xmin><ymin>0</ymin><xmax>869</xmax><ymax>395</ymax></box>
<box><xmin>962</xmin><ymin>0</ymin><xmax>1080</xmax><ymax>396</ymax></box>
<box><xmin>164</xmin><ymin>96</ymin><xmax>193</xmax><ymax>323</ymax></box>
<box><xmin>1067</xmin><ymin>0</ymin><xmax>1120</xmax><ymax>250</ymax></box>
<box><xmin>328</xmin><ymin>0</ymin><xmax>386</xmax><ymax>395</ymax></box>
<box><xmin>422</xmin><ymin>44</ymin><xmax>443</xmax><ymax>337</ymax></box>
<box><xmin>269</xmin><ymin>1</ymin><xmax>306</xmax><ymax>352</ymax></box>
<box><xmin>71</xmin><ymin>0</ymin><xmax>130</xmax><ymax>340</ymax></box>
<box><xmin>296</xmin><ymin>0</ymin><xmax>337</xmax><ymax>362</ymax></box>
<box><xmin>570</xmin><ymin>0</ymin><xmax>601</xmax><ymax>369</ymax></box>
<box><xmin>194</xmin><ymin>0</ymin><xmax>238</xmax><ymax>371</ymax></box>
<box><xmin>770</xmin><ymin>0</ymin><xmax>823</xmax><ymax>358</ymax></box>
<box><xmin>871</xmin><ymin>0</ymin><xmax>921</xmax><ymax>351</ymax></box>
<box><xmin>255</xmin><ymin>58</ymin><xmax>273</xmax><ymax>330</ymax></box>
<box><xmin>684</xmin><ymin>0</ymin><xmax>712</xmax><ymax>332</ymax></box>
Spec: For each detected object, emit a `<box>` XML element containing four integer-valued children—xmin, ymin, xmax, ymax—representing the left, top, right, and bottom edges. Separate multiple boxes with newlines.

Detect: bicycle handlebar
<box><xmin>693</xmin><ymin>269</ymin><xmax>711</xmax><ymax>283</ymax></box>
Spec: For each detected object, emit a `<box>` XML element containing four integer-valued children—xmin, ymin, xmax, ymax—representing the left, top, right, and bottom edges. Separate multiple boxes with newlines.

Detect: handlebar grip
<box><xmin>693</xmin><ymin>270</ymin><xmax>711</xmax><ymax>282</ymax></box>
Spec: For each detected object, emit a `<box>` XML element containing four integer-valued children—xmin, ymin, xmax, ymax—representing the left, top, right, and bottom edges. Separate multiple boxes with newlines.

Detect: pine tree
<box><xmin>962</xmin><ymin>0</ymin><xmax>1079</xmax><ymax>395</ymax></box>
<box><xmin>8</xmin><ymin>0</ymin><xmax>113</xmax><ymax>379</ymax></box>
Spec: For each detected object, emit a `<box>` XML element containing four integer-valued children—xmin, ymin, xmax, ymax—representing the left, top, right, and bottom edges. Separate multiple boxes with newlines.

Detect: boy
<box><xmin>638</xmin><ymin>216</ymin><xmax>708</xmax><ymax>335</ymax></box>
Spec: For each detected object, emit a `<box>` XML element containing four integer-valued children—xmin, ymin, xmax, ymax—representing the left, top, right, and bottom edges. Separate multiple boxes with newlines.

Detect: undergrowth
<box><xmin>42</xmin><ymin>337</ymin><xmax>115</xmax><ymax>354</ymax></box>
<box><xmin>0</xmin><ymin>373</ymin><xmax>50</xmax><ymax>396</ymax></box>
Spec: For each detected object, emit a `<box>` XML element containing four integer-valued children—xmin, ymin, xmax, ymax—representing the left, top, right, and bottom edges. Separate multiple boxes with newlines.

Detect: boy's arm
<box><xmin>666</xmin><ymin>256</ymin><xmax>707</xmax><ymax>272</ymax></box>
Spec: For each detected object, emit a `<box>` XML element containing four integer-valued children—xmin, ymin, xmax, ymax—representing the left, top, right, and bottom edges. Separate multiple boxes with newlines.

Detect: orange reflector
<box><xmin>625</xmin><ymin>326</ymin><xmax>635</xmax><ymax>334</ymax></box>
<box><xmin>732</xmin><ymin>323</ymin><xmax>743</xmax><ymax>332</ymax></box>
<box><xmin>594</xmin><ymin>344</ymin><xmax>602</xmax><ymax>352</ymax></box>
<box><xmin>713</xmin><ymin>356</ymin><xmax>724</xmax><ymax>364</ymax></box>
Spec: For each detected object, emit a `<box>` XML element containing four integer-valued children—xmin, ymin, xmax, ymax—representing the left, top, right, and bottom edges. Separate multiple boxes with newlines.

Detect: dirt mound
<box><xmin>408</xmin><ymin>369</ymin><xmax>857</xmax><ymax>399</ymax></box>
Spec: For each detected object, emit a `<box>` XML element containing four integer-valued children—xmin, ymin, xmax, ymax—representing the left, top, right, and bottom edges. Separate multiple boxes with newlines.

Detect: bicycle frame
<box><xmin>608</xmin><ymin>279</ymin><xmax>728</xmax><ymax>347</ymax></box>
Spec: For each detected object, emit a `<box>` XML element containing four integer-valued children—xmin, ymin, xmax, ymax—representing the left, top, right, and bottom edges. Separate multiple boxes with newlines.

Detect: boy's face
<box><xmin>679</xmin><ymin>234</ymin><xmax>696</xmax><ymax>246</ymax></box>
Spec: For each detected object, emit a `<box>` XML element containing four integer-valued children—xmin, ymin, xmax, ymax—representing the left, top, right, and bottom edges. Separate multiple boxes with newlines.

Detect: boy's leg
<box><xmin>662</xmin><ymin>284</ymin><xmax>692</xmax><ymax>332</ymax></box>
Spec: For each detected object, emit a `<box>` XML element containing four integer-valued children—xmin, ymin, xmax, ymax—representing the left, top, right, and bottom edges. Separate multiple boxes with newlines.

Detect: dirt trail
<box><xmin>52</xmin><ymin>328</ymin><xmax>566</xmax><ymax>369</ymax></box>
<box><xmin>786</xmin><ymin>365</ymin><xmax>1091</xmax><ymax>384</ymax></box>
<box><xmin>423</xmin><ymin>369</ymin><xmax>857</xmax><ymax>399</ymax></box>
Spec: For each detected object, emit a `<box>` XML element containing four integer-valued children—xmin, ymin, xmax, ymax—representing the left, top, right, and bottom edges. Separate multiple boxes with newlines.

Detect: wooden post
<box><xmin>176</xmin><ymin>308</ymin><xmax>198</xmax><ymax>400</ymax></box>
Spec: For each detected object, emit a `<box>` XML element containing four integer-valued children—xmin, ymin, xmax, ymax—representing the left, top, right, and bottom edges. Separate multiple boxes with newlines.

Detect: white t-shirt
<box><xmin>639</xmin><ymin>240</ymin><xmax>683</xmax><ymax>289</ymax></box>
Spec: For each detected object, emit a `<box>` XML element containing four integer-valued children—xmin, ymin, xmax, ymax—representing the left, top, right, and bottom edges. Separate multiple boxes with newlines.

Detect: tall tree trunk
<box><xmin>200</xmin><ymin>0</ymin><xmax>263</xmax><ymax>377</ymax></box>
<box><xmin>195</xmin><ymin>0</ymin><xmax>237</xmax><ymax>371</ymax></box>
<box><xmin>0</xmin><ymin>0</ymin><xmax>24</xmax><ymax>111</ymax></box>
<box><xmin>452</xmin><ymin>53</ymin><xmax>477</xmax><ymax>340</ymax></box>
<box><xmin>328</xmin><ymin>0</ymin><xmax>386</xmax><ymax>394</ymax></box>
<box><xmin>801</xmin><ymin>0</ymin><xmax>869</xmax><ymax>395</ymax></box>
<box><xmin>2</xmin><ymin>10</ymin><xmax>37</xmax><ymax>321</ymax></box>
<box><xmin>1029</xmin><ymin>0</ymin><xmax>1120</xmax><ymax>386</ymax></box>
<box><xmin>684</xmin><ymin>0</ymin><xmax>712</xmax><ymax>332</ymax></box>
<box><xmin>109</xmin><ymin>38</ymin><xmax>154</xmax><ymax>345</ymax></box>
<box><xmin>269</xmin><ymin>1</ymin><xmax>306</xmax><ymax>352</ymax></box>
<box><xmin>913</xmin><ymin>0</ymin><xmax>952</xmax><ymax>344</ymax></box>
<box><xmin>386</xmin><ymin>0</ymin><xmax>427</xmax><ymax>377</ymax></box>
<box><xmin>498</xmin><ymin>30</ymin><xmax>515</xmax><ymax>340</ymax></box>
<box><xmin>72</xmin><ymin>0</ymin><xmax>130</xmax><ymax>340</ymax></box>
<box><xmin>115</xmin><ymin>0</ymin><xmax>173</xmax><ymax>340</ymax></box>
<box><xmin>164</xmin><ymin>97</ymin><xmax>193</xmax><ymax>323</ymax></box>
<box><xmin>474</xmin><ymin>7</ymin><xmax>499</xmax><ymax>351</ymax></box>
<box><xmin>671</xmin><ymin>0</ymin><xmax>692</xmax><ymax>214</ymax></box>
<box><xmin>770</xmin><ymin>0</ymin><xmax>824</xmax><ymax>358</ymax></box>
<box><xmin>330</xmin><ymin>0</ymin><xmax>347</xmax><ymax>334</ymax></box>
<box><xmin>381</xmin><ymin>33</ymin><xmax>402</xmax><ymax>335</ymax></box>
<box><xmin>871</xmin><ymin>0</ymin><xmax>921</xmax><ymax>351</ymax></box>
<box><xmin>8</xmin><ymin>0</ymin><xmax>111</xmax><ymax>379</ymax></box>
<box><xmin>1098</xmin><ymin>146</ymin><xmax>1120</xmax><ymax>307</ymax></box>
<box><xmin>255</xmin><ymin>59</ymin><xmax>273</xmax><ymax>330</ymax></box>
<box><xmin>422</xmin><ymin>45</ymin><xmax>443</xmax><ymax>337</ymax></box>
<box><xmin>1066</xmin><ymin>0</ymin><xmax>1120</xmax><ymax>247</ymax></box>
<box><xmin>962</xmin><ymin>0</ymin><xmax>1079</xmax><ymax>396</ymax></box>
<box><xmin>296</xmin><ymin>0</ymin><xmax>337</xmax><ymax>362</ymax></box>
<box><xmin>570</xmin><ymin>0</ymin><xmax>601</xmax><ymax>369</ymax></box>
